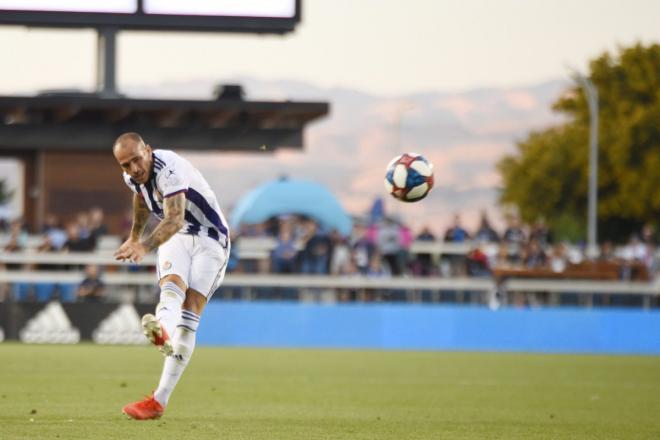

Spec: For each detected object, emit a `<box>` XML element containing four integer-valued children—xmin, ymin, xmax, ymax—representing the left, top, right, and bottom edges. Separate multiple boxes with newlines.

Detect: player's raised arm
<box><xmin>114</xmin><ymin>193</ymin><xmax>151</xmax><ymax>262</ymax></box>
<box><xmin>141</xmin><ymin>192</ymin><xmax>186</xmax><ymax>252</ymax></box>
<box><xmin>130</xmin><ymin>193</ymin><xmax>151</xmax><ymax>241</ymax></box>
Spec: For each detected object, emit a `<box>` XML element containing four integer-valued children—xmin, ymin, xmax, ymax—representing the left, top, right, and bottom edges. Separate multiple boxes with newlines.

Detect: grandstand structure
<box><xmin>0</xmin><ymin>0</ymin><xmax>328</xmax><ymax>233</ymax></box>
<box><xmin>0</xmin><ymin>95</ymin><xmax>328</xmax><ymax>234</ymax></box>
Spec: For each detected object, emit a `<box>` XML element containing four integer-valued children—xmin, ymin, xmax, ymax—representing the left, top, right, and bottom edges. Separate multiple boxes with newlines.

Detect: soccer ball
<box><xmin>384</xmin><ymin>153</ymin><xmax>434</xmax><ymax>202</ymax></box>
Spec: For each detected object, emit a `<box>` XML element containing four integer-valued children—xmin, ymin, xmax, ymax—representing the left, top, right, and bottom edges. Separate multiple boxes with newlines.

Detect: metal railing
<box><xmin>1</xmin><ymin>251</ymin><xmax>658</xmax><ymax>307</ymax></box>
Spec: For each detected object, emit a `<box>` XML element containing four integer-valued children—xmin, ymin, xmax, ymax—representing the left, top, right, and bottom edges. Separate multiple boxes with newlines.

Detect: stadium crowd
<box><xmin>1</xmin><ymin>207</ymin><xmax>658</xmax><ymax>304</ymax></box>
<box><xmin>233</xmin><ymin>212</ymin><xmax>659</xmax><ymax>281</ymax></box>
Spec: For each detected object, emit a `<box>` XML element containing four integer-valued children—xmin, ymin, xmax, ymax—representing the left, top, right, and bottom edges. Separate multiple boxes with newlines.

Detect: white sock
<box><xmin>156</xmin><ymin>282</ymin><xmax>185</xmax><ymax>337</ymax></box>
<box><xmin>154</xmin><ymin>309</ymin><xmax>200</xmax><ymax>407</ymax></box>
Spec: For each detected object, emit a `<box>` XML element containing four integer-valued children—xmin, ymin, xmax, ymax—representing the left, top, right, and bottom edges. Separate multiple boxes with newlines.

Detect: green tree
<box><xmin>498</xmin><ymin>43</ymin><xmax>660</xmax><ymax>242</ymax></box>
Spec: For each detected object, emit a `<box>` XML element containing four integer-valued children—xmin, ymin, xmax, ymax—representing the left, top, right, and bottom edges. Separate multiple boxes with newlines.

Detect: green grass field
<box><xmin>1</xmin><ymin>343</ymin><xmax>659</xmax><ymax>439</ymax></box>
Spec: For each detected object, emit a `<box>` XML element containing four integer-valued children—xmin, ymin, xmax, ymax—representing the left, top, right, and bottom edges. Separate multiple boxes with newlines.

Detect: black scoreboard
<box><xmin>0</xmin><ymin>0</ymin><xmax>300</xmax><ymax>33</ymax></box>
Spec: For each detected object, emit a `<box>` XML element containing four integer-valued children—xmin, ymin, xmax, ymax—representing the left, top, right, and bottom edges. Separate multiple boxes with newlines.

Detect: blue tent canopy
<box><xmin>231</xmin><ymin>178</ymin><xmax>352</xmax><ymax>236</ymax></box>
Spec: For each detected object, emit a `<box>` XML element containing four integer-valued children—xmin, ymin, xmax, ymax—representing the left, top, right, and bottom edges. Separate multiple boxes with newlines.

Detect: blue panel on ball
<box><xmin>386</xmin><ymin>168</ymin><xmax>395</xmax><ymax>184</ymax></box>
<box><xmin>406</xmin><ymin>166</ymin><xmax>426</xmax><ymax>188</ymax></box>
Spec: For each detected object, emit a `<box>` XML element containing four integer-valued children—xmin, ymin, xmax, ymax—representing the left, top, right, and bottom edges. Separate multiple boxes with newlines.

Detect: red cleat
<box><xmin>141</xmin><ymin>313</ymin><xmax>173</xmax><ymax>356</ymax></box>
<box><xmin>122</xmin><ymin>395</ymin><xmax>165</xmax><ymax>420</ymax></box>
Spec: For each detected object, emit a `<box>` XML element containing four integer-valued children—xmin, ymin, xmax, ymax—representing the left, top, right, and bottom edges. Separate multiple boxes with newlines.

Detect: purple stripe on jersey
<box><xmin>153</xmin><ymin>155</ymin><xmax>166</xmax><ymax>169</ymax></box>
<box><xmin>184</xmin><ymin>211</ymin><xmax>224</xmax><ymax>244</ymax></box>
<box><xmin>184</xmin><ymin>211</ymin><xmax>202</xmax><ymax>229</ymax></box>
<box><xmin>164</xmin><ymin>189</ymin><xmax>187</xmax><ymax>198</ymax></box>
<box><xmin>129</xmin><ymin>177</ymin><xmax>141</xmax><ymax>192</ymax></box>
<box><xmin>144</xmin><ymin>180</ymin><xmax>163</xmax><ymax>216</ymax></box>
<box><xmin>185</xmin><ymin>188</ymin><xmax>228</xmax><ymax>237</ymax></box>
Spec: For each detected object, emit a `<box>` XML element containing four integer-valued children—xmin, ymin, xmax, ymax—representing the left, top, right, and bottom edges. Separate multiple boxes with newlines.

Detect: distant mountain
<box><xmin>124</xmin><ymin>77</ymin><xmax>567</xmax><ymax>234</ymax></box>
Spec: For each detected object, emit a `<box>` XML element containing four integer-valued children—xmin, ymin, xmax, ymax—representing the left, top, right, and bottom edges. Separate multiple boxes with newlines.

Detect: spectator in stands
<box><xmin>76</xmin><ymin>211</ymin><xmax>92</xmax><ymax>241</ymax></box>
<box><xmin>466</xmin><ymin>245</ymin><xmax>490</xmax><ymax>277</ymax></box>
<box><xmin>443</xmin><ymin>215</ymin><xmax>471</xmax><ymax>277</ymax></box>
<box><xmin>351</xmin><ymin>223</ymin><xmax>376</xmax><ymax>275</ymax></box>
<box><xmin>397</xmin><ymin>220</ymin><xmax>413</xmax><ymax>273</ymax></box>
<box><xmin>598</xmin><ymin>241</ymin><xmax>618</xmax><ymax>262</ymax></box>
<box><xmin>0</xmin><ymin>218</ymin><xmax>27</xmax><ymax>296</ymax></box>
<box><xmin>417</xmin><ymin>225</ymin><xmax>435</xmax><ymax>242</ymax></box>
<box><xmin>271</xmin><ymin>224</ymin><xmax>298</xmax><ymax>274</ymax></box>
<box><xmin>336</xmin><ymin>259</ymin><xmax>361</xmax><ymax>302</ymax></box>
<box><xmin>4</xmin><ymin>218</ymin><xmax>27</xmax><ymax>252</ymax></box>
<box><xmin>474</xmin><ymin>212</ymin><xmax>499</xmax><ymax>243</ymax></box>
<box><xmin>293</xmin><ymin>216</ymin><xmax>309</xmax><ymax>241</ymax></box>
<box><xmin>493</xmin><ymin>243</ymin><xmax>513</xmax><ymax>269</ymax></box>
<box><xmin>3</xmin><ymin>218</ymin><xmax>27</xmax><ymax>271</ymax></box>
<box><xmin>620</xmin><ymin>234</ymin><xmax>651</xmax><ymax>281</ymax></box>
<box><xmin>648</xmin><ymin>243</ymin><xmax>660</xmax><ymax>280</ymax></box>
<box><xmin>529</xmin><ymin>218</ymin><xmax>553</xmax><ymax>247</ymax></box>
<box><xmin>300</xmin><ymin>221</ymin><xmax>331</xmax><ymax>274</ymax></box>
<box><xmin>548</xmin><ymin>243</ymin><xmax>568</xmax><ymax>273</ymax></box>
<box><xmin>63</xmin><ymin>222</ymin><xmax>94</xmax><ymax>252</ymax></box>
<box><xmin>414</xmin><ymin>226</ymin><xmax>436</xmax><ymax>276</ymax></box>
<box><xmin>378</xmin><ymin>218</ymin><xmax>404</xmax><ymax>275</ymax></box>
<box><xmin>502</xmin><ymin>215</ymin><xmax>526</xmax><ymax>263</ymax></box>
<box><xmin>329</xmin><ymin>230</ymin><xmax>351</xmax><ymax>275</ymax></box>
<box><xmin>77</xmin><ymin>264</ymin><xmax>105</xmax><ymax>302</ymax></box>
<box><xmin>366</xmin><ymin>252</ymin><xmax>390</xmax><ymax>301</ymax></box>
<box><xmin>641</xmin><ymin>223</ymin><xmax>658</xmax><ymax>246</ymax></box>
<box><xmin>367</xmin><ymin>252</ymin><xmax>390</xmax><ymax>278</ymax></box>
<box><xmin>523</xmin><ymin>239</ymin><xmax>547</xmax><ymax>269</ymax></box>
<box><xmin>444</xmin><ymin>214</ymin><xmax>470</xmax><ymax>242</ymax></box>
<box><xmin>89</xmin><ymin>206</ymin><xmax>108</xmax><ymax>247</ymax></box>
<box><xmin>42</xmin><ymin>213</ymin><xmax>60</xmax><ymax>234</ymax></box>
<box><xmin>41</xmin><ymin>213</ymin><xmax>67</xmax><ymax>251</ymax></box>
<box><xmin>622</xmin><ymin>234</ymin><xmax>649</xmax><ymax>263</ymax></box>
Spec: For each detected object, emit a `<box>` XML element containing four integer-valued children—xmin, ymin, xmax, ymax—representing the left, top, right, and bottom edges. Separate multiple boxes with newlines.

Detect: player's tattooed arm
<box><xmin>129</xmin><ymin>193</ymin><xmax>151</xmax><ymax>241</ymax></box>
<box><xmin>141</xmin><ymin>192</ymin><xmax>186</xmax><ymax>251</ymax></box>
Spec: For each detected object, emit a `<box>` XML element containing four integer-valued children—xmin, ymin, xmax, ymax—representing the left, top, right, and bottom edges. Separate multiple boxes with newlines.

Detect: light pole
<box><xmin>571</xmin><ymin>71</ymin><xmax>599</xmax><ymax>258</ymax></box>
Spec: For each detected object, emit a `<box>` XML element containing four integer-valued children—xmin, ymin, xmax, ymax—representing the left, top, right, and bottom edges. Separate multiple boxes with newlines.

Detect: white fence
<box><xmin>0</xmin><ymin>234</ymin><xmax>475</xmax><ymax>259</ymax></box>
<box><xmin>1</xmin><ymin>250</ymin><xmax>658</xmax><ymax>307</ymax></box>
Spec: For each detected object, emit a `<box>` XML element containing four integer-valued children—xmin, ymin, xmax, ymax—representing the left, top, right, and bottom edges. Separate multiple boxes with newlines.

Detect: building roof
<box><xmin>0</xmin><ymin>94</ymin><xmax>329</xmax><ymax>152</ymax></box>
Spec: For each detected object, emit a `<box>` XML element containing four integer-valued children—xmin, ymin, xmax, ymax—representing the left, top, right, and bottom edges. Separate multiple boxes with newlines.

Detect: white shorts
<box><xmin>156</xmin><ymin>233</ymin><xmax>230</xmax><ymax>298</ymax></box>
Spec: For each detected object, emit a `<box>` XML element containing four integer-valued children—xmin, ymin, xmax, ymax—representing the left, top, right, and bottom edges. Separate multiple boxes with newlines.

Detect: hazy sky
<box><xmin>2</xmin><ymin>0</ymin><xmax>660</xmax><ymax>96</ymax></box>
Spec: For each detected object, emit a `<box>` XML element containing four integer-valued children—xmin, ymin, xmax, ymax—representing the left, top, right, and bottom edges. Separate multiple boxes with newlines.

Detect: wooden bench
<box><xmin>494</xmin><ymin>261</ymin><xmax>649</xmax><ymax>282</ymax></box>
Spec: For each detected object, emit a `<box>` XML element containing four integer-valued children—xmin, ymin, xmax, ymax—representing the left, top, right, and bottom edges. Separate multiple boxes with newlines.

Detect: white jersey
<box><xmin>123</xmin><ymin>149</ymin><xmax>229</xmax><ymax>247</ymax></box>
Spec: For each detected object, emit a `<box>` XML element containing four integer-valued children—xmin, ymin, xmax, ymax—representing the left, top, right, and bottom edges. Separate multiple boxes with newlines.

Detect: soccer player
<box><xmin>112</xmin><ymin>132</ymin><xmax>230</xmax><ymax>420</ymax></box>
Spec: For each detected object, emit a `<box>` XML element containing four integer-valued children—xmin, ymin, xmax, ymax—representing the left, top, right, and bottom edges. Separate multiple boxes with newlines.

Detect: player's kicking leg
<box><xmin>141</xmin><ymin>313</ymin><xmax>173</xmax><ymax>356</ymax></box>
<box><xmin>123</xmin><ymin>291</ymin><xmax>206</xmax><ymax>420</ymax></box>
<box><xmin>123</xmin><ymin>278</ymin><xmax>187</xmax><ymax>420</ymax></box>
<box><xmin>142</xmin><ymin>279</ymin><xmax>186</xmax><ymax>356</ymax></box>
<box><xmin>151</xmin><ymin>290</ymin><xmax>206</xmax><ymax>409</ymax></box>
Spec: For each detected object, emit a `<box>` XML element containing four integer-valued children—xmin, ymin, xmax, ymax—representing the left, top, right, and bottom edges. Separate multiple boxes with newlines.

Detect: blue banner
<box><xmin>198</xmin><ymin>302</ymin><xmax>660</xmax><ymax>355</ymax></box>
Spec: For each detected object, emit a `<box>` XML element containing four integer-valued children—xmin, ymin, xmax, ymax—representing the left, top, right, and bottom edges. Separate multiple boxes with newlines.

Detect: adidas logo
<box><xmin>92</xmin><ymin>304</ymin><xmax>149</xmax><ymax>345</ymax></box>
<box><xmin>20</xmin><ymin>301</ymin><xmax>80</xmax><ymax>344</ymax></box>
